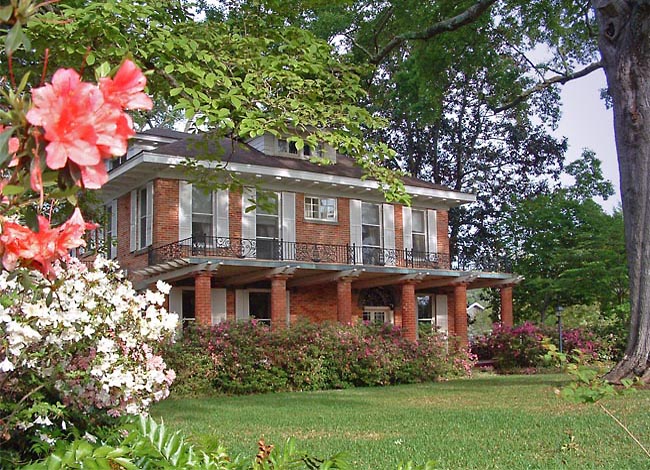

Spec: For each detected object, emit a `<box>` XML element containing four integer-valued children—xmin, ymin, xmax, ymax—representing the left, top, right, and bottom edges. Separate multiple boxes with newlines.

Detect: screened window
<box><xmin>304</xmin><ymin>196</ymin><xmax>337</xmax><ymax>221</ymax></box>
<box><xmin>362</xmin><ymin>307</ymin><xmax>393</xmax><ymax>324</ymax></box>
<box><xmin>192</xmin><ymin>186</ymin><xmax>213</xmax><ymax>238</ymax></box>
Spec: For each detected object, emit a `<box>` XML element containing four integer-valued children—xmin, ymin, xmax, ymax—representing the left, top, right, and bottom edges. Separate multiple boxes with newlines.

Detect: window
<box><xmin>362</xmin><ymin>202</ymin><xmax>382</xmax><ymax>265</ymax></box>
<box><xmin>412</xmin><ymin>209</ymin><xmax>427</xmax><ymax>254</ymax></box>
<box><xmin>363</xmin><ymin>307</ymin><xmax>394</xmax><ymax>324</ymax></box>
<box><xmin>181</xmin><ymin>290</ymin><xmax>196</xmax><ymax>328</ymax></box>
<box><xmin>130</xmin><ymin>182</ymin><xmax>153</xmax><ymax>251</ymax></box>
<box><xmin>192</xmin><ymin>186</ymin><xmax>213</xmax><ymax>239</ymax></box>
<box><xmin>256</xmin><ymin>193</ymin><xmax>280</xmax><ymax>259</ymax></box>
<box><xmin>248</xmin><ymin>291</ymin><xmax>272</xmax><ymax>324</ymax></box>
<box><xmin>304</xmin><ymin>196</ymin><xmax>337</xmax><ymax>221</ymax></box>
<box><xmin>277</xmin><ymin>138</ymin><xmax>324</xmax><ymax>159</ymax></box>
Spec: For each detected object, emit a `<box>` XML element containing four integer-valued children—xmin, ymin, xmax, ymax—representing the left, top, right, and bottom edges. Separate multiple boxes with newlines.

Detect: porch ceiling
<box><xmin>132</xmin><ymin>256</ymin><xmax>520</xmax><ymax>291</ymax></box>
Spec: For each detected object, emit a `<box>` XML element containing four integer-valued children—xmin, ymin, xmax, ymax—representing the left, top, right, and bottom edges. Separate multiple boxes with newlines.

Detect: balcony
<box><xmin>148</xmin><ymin>236</ymin><xmax>451</xmax><ymax>270</ymax></box>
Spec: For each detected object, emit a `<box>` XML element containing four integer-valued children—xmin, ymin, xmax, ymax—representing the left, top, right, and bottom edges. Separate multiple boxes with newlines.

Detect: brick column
<box><xmin>194</xmin><ymin>271</ymin><xmax>212</xmax><ymax>326</ymax></box>
<box><xmin>500</xmin><ymin>285</ymin><xmax>514</xmax><ymax>327</ymax></box>
<box><xmin>337</xmin><ymin>279</ymin><xmax>353</xmax><ymax>324</ymax></box>
<box><xmin>453</xmin><ymin>283</ymin><xmax>468</xmax><ymax>348</ymax></box>
<box><xmin>401</xmin><ymin>282</ymin><xmax>417</xmax><ymax>342</ymax></box>
<box><xmin>271</xmin><ymin>276</ymin><xmax>288</xmax><ymax>330</ymax></box>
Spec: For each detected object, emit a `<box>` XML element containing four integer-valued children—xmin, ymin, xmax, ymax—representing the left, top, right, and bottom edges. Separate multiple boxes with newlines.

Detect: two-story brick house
<box><xmin>97</xmin><ymin>128</ymin><xmax>519</xmax><ymax>346</ymax></box>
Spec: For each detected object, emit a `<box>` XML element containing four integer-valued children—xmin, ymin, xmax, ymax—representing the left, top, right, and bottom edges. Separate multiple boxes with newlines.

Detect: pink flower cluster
<box><xmin>1</xmin><ymin>208</ymin><xmax>96</xmax><ymax>276</ymax></box>
<box><xmin>26</xmin><ymin>60</ymin><xmax>153</xmax><ymax>189</ymax></box>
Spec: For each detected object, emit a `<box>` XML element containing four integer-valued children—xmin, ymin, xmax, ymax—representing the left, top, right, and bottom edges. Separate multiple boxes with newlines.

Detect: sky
<box><xmin>554</xmin><ymin>69</ymin><xmax>620</xmax><ymax>212</ymax></box>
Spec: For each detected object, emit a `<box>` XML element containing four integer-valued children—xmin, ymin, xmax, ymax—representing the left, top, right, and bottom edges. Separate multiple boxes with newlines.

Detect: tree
<box><xmin>501</xmin><ymin>152</ymin><xmax>626</xmax><ymax>323</ymax></box>
<box><xmin>593</xmin><ymin>1</ymin><xmax>650</xmax><ymax>382</ymax></box>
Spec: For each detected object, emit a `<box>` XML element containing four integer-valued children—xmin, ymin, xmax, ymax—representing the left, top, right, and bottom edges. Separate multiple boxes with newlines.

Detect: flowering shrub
<box><xmin>0</xmin><ymin>257</ymin><xmax>177</xmax><ymax>463</ymax></box>
<box><xmin>472</xmin><ymin>322</ymin><xmax>605</xmax><ymax>372</ymax></box>
<box><xmin>166</xmin><ymin>321</ymin><xmax>475</xmax><ymax>395</ymax></box>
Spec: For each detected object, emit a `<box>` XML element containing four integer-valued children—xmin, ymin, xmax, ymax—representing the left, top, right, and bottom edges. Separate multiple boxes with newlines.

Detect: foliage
<box><xmin>20</xmin><ymin>415</ymin><xmax>354</xmax><ymax>469</ymax></box>
<box><xmin>165</xmin><ymin>321</ymin><xmax>475</xmax><ymax>395</ymax></box>
<box><xmin>499</xmin><ymin>152</ymin><xmax>627</xmax><ymax>322</ymax></box>
<box><xmin>471</xmin><ymin>322</ymin><xmax>604</xmax><ymax>372</ymax></box>
<box><xmin>0</xmin><ymin>258</ymin><xmax>177</xmax><ymax>465</ymax></box>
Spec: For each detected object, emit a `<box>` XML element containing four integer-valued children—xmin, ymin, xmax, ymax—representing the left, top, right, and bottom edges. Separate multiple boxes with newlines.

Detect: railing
<box><xmin>148</xmin><ymin>236</ymin><xmax>451</xmax><ymax>270</ymax></box>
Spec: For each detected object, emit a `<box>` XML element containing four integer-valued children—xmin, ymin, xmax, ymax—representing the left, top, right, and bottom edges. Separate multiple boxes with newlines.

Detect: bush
<box><xmin>0</xmin><ymin>258</ymin><xmax>177</xmax><ymax>466</ymax></box>
<box><xmin>165</xmin><ymin>321</ymin><xmax>475</xmax><ymax>395</ymax></box>
<box><xmin>471</xmin><ymin>322</ymin><xmax>607</xmax><ymax>372</ymax></box>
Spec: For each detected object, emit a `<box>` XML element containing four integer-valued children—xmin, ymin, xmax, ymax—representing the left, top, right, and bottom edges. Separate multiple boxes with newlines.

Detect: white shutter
<box><xmin>281</xmin><ymin>192</ymin><xmax>296</xmax><ymax>260</ymax></box>
<box><xmin>169</xmin><ymin>288</ymin><xmax>184</xmax><ymax>338</ymax></box>
<box><xmin>110</xmin><ymin>199</ymin><xmax>118</xmax><ymax>259</ymax></box>
<box><xmin>214</xmin><ymin>189</ymin><xmax>229</xmax><ymax>239</ymax></box>
<box><xmin>241</xmin><ymin>188</ymin><xmax>256</xmax><ymax>258</ymax></box>
<box><xmin>382</xmin><ymin>204</ymin><xmax>395</xmax><ymax>266</ymax></box>
<box><xmin>427</xmin><ymin>210</ymin><xmax>438</xmax><ymax>254</ymax></box>
<box><xmin>402</xmin><ymin>206</ymin><xmax>412</xmax><ymax>250</ymax></box>
<box><xmin>349</xmin><ymin>199</ymin><xmax>362</xmax><ymax>264</ymax></box>
<box><xmin>435</xmin><ymin>295</ymin><xmax>448</xmax><ymax>333</ymax></box>
<box><xmin>211</xmin><ymin>288</ymin><xmax>227</xmax><ymax>324</ymax></box>
<box><xmin>178</xmin><ymin>181</ymin><xmax>192</xmax><ymax>241</ymax></box>
<box><xmin>235</xmin><ymin>289</ymin><xmax>249</xmax><ymax>321</ymax></box>
<box><xmin>145</xmin><ymin>181</ymin><xmax>154</xmax><ymax>247</ymax></box>
<box><xmin>129</xmin><ymin>190</ymin><xmax>137</xmax><ymax>251</ymax></box>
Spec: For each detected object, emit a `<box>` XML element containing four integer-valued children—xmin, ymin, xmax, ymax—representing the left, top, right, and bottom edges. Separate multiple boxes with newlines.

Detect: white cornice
<box><xmin>104</xmin><ymin>151</ymin><xmax>476</xmax><ymax>206</ymax></box>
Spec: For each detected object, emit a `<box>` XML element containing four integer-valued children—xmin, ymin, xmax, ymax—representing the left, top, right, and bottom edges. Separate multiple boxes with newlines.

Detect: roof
<box><xmin>146</xmin><ymin>130</ymin><xmax>459</xmax><ymax>193</ymax></box>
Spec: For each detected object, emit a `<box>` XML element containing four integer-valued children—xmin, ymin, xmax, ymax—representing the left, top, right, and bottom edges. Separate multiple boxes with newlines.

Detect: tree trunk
<box><xmin>594</xmin><ymin>1</ymin><xmax>650</xmax><ymax>382</ymax></box>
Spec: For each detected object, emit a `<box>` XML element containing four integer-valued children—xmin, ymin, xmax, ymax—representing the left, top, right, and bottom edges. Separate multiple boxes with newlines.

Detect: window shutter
<box><xmin>281</xmin><ymin>192</ymin><xmax>296</xmax><ymax>260</ymax></box>
<box><xmin>402</xmin><ymin>206</ymin><xmax>412</xmax><ymax>250</ymax></box>
<box><xmin>241</xmin><ymin>187</ymin><xmax>256</xmax><ymax>239</ymax></box>
<box><xmin>129</xmin><ymin>190</ymin><xmax>137</xmax><ymax>252</ymax></box>
<box><xmin>349</xmin><ymin>199</ymin><xmax>362</xmax><ymax>264</ymax></box>
<box><xmin>214</xmin><ymin>189</ymin><xmax>229</xmax><ymax>239</ymax></box>
<box><xmin>235</xmin><ymin>290</ymin><xmax>249</xmax><ymax>321</ymax></box>
<box><xmin>211</xmin><ymin>288</ymin><xmax>227</xmax><ymax>325</ymax></box>
<box><xmin>427</xmin><ymin>210</ymin><xmax>438</xmax><ymax>254</ymax></box>
<box><xmin>145</xmin><ymin>181</ymin><xmax>154</xmax><ymax>247</ymax></box>
<box><xmin>178</xmin><ymin>181</ymin><xmax>192</xmax><ymax>241</ymax></box>
<box><xmin>435</xmin><ymin>295</ymin><xmax>448</xmax><ymax>333</ymax></box>
<box><xmin>382</xmin><ymin>204</ymin><xmax>395</xmax><ymax>266</ymax></box>
<box><xmin>169</xmin><ymin>287</ymin><xmax>183</xmax><ymax>338</ymax></box>
<box><xmin>110</xmin><ymin>199</ymin><xmax>118</xmax><ymax>259</ymax></box>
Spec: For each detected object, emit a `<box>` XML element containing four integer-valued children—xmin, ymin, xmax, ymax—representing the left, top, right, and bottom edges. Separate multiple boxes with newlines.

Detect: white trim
<box><xmin>179</xmin><ymin>181</ymin><xmax>192</xmax><ymax>240</ymax></box>
<box><xmin>211</xmin><ymin>288</ymin><xmax>227</xmax><ymax>325</ymax></box>
<box><xmin>235</xmin><ymin>289</ymin><xmax>249</xmax><ymax>320</ymax></box>
<box><xmin>402</xmin><ymin>206</ymin><xmax>412</xmax><ymax>251</ymax></box>
<box><xmin>436</xmin><ymin>295</ymin><xmax>448</xmax><ymax>333</ymax></box>
<box><xmin>129</xmin><ymin>190</ymin><xmax>137</xmax><ymax>252</ymax></box>
<box><xmin>111</xmin><ymin>153</ymin><xmax>476</xmax><ymax>204</ymax></box>
<box><xmin>349</xmin><ymin>199</ymin><xmax>362</xmax><ymax>262</ymax></box>
<box><xmin>426</xmin><ymin>210</ymin><xmax>438</xmax><ymax>254</ymax></box>
<box><xmin>382</xmin><ymin>204</ymin><xmax>395</xmax><ymax>266</ymax></box>
<box><xmin>215</xmin><ymin>189</ymin><xmax>229</xmax><ymax>238</ymax></box>
<box><xmin>145</xmin><ymin>181</ymin><xmax>154</xmax><ymax>247</ymax></box>
<box><xmin>109</xmin><ymin>199</ymin><xmax>118</xmax><ymax>259</ymax></box>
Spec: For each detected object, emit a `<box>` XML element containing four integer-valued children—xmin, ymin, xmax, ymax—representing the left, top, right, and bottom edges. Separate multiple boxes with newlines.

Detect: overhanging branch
<box><xmin>369</xmin><ymin>0</ymin><xmax>498</xmax><ymax>64</ymax></box>
<box><xmin>491</xmin><ymin>61</ymin><xmax>604</xmax><ymax>113</ymax></box>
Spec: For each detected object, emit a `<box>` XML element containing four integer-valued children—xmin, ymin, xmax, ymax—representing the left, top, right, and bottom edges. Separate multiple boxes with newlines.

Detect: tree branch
<box><xmin>369</xmin><ymin>0</ymin><xmax>498</xmax><ymax>64</ymax></box>
<box><xmin>491</xmin><ymin>61</ymin><xmax>604</xmax><ymax>113</ymax></box>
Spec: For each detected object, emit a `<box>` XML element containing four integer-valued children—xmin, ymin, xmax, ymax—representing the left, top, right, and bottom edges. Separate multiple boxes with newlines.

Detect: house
<box><xmin>97</xmin><ymin>128</ymin><xmax>520</xmax><ymax>346</ymax></box>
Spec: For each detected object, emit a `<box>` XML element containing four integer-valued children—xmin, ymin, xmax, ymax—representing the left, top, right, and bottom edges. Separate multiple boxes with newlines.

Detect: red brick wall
<box><xmin>437</xmin><ymin>210</ymin><xmax>449</xmax><ymax>255</ymax></box>
<box><xmin>295</xmin><ymin>194</ymin><xmax>350</xmax><ymax>245</ymax></box>
<box><xmin>230</xmin><ymin>190</ymin><xmax>243</xmax><ymax>239</ymax></box>
<box><xmin>153</xmin><ymin>179</ymin><xmax>179</xmax><ymax>246</ymax></box>
<box><xmin>394</xmin><ymin>205</ymin><xmax>404</xmax><ymax>254</ymax></box>
<box><xmin>289</xmin><ymin>284</ymin><xmax>339</xmax><ymax>324</ymax></box>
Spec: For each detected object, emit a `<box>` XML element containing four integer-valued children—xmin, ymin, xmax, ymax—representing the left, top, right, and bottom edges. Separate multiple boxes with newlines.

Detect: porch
<box><xmin>134</xmin><ymin>236</ymin><xmax>520</xmax><ymax>346</ymax></box>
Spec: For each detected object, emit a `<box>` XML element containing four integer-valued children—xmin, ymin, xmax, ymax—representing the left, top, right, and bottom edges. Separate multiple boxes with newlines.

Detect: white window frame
<box><xmin>304</xmin><ymin>196</ymin><xmax>337</xmax><ymax>222</ymax></box>
<box><xmin>130</xmin><ymin>182</ymin><xmax>153</xmax><ymax>251</ymax></box>
<box><xmin>362</xmin><ymin>307</ymin><xmax>394</xmax><ymax>325</ymax></box>
<box><xmin>276</xmin><ymin>137</ymin><xmax>323</xmax><ymax>159</ymax></box>
<box><xmin>412</xmin><ymin>209</ymin><xmax>427</xmax><ymax>254</ymax></box>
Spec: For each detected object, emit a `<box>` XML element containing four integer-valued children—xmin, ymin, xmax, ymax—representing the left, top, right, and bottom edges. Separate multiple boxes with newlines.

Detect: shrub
<box><xmin>471</xmin><ymin>322</ymin><xmax>607</xmax><ymax>372</ymax></box>
<box><xmin>165</xmin><ymin>321</ymin><xmax>474</xmax><ymax>395</ymax></box>
<box><xmin>0</xmin><ymin>257</ymin><xmax>177</xmax><ymax>465</ymax></box>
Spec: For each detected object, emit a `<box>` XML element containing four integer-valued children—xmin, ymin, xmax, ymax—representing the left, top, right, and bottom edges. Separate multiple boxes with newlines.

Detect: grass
<box><xmin>152</xmin><ymin>374</ymin><xmax>650</xmax><ymax>469</ymax></box>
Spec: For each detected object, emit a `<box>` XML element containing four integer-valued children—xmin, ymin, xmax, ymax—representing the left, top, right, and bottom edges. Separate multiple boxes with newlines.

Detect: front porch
<box><xmin>135</xmin><ymin>237</ymin><xmax>520</xmax><ymax>346</ymax></box>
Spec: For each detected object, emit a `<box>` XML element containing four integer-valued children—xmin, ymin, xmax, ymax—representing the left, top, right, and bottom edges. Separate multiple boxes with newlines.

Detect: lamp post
<box><xmin>555</xmin><ymin>305</ymin><xmax>564</xmax><ymax>354</ymax></box>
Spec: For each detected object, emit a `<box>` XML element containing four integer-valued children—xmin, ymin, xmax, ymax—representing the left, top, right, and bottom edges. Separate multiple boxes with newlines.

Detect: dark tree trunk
<box><xmin>594</xmin><ymin>0</ymin><xmax>650</xmax><ymax>382</ymax></box>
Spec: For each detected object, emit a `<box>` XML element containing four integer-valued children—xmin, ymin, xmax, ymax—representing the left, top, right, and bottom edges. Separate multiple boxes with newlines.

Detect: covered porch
<box><xmin>134</xmin><ymin>241</ymin><xmax>520</xmax><ymax>346</ymax></box>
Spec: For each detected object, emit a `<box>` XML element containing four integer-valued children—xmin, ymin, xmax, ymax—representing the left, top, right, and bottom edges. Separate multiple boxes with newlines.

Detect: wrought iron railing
<box><xmin>148</xmin><ymin>236</ymin><xmax>451</xmax><ymax>269</ymax></box>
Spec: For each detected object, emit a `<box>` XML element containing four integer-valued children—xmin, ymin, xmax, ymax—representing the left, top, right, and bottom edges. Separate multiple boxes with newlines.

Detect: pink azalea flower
<box><xmin>1</xmin><ymin>208</ymin><xmax>97</xmax><ymax>276</ymax></box>
<box><xmin>99</xmin><ymin>60</ymin><xmax>153</xmax><ymax>111</ymax></box>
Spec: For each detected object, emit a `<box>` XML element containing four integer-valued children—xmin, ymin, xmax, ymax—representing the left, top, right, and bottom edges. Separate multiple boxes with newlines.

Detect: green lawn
<box><xmin>153</xmin><ymin>374</ymin><xmax>650</xmax><ymax>469</ymax></box>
